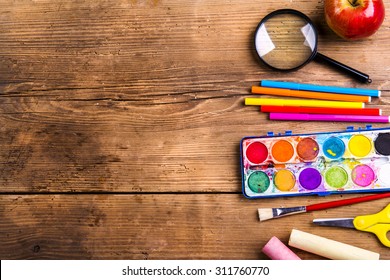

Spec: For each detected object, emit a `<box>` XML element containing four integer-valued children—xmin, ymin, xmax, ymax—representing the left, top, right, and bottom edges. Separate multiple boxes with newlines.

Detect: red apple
<box><xmin>324</xmin><ymin>0</ymin><xmax>385</xmax><ymax>40</ymax></box>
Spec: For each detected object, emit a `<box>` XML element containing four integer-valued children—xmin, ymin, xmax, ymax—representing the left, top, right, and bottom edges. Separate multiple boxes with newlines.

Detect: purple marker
<box><xmin>269</xmin><ymin>113</ymin><xmax>390</xmax><ymax>123</ymax></box>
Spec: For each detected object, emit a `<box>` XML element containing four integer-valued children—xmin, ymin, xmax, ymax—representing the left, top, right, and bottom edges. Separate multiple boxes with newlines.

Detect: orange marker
<box><xmin>251</xmin><ymin>86</ymin><xmax>371</xmax><ymax>103</ymax></box>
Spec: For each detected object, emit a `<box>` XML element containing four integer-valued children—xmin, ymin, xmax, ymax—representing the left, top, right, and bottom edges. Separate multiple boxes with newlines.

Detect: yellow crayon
<box><xmin>245</xmin><ymin>98</ymin><xmax>364</xmax><ymax>109</ymax></box>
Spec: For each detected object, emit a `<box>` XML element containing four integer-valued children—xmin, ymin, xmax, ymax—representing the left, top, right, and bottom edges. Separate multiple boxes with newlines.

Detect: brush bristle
<box><xmin>258</xmin><ymin>208</ymin><xmax>274</xmax><ymax>222</ymax></box>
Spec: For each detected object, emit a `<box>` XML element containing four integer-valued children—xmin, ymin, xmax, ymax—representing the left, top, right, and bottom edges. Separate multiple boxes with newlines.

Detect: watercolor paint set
<box><xmin>240</xmin><ymin>126</ymin><xmax>390</xmax><ymax>198</ymax></box>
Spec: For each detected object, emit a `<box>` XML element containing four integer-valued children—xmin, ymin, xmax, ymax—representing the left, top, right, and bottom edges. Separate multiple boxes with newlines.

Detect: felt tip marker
<box><xmin>269</xmin><ymin>112</ymin><xmax>390</xmax><ymax>123</ymax></box>
<box><xmin>260</xmin><ymin>106</ymin><xmax>382</xmax><ymax>116</ymax></box>
<box><xmin>245</xmin><ymin>98</ymin><xmax>364</xmax><ymax>109</ymax></box>
<box><xmin>260</xmin><ymin>80</ymin><xmax>381</xmax><ymax>97</ymax></box>
<box><xmin>251</xmin><ymin>86</ymin><xmax>371</xmax><ymax>103</ymax></box>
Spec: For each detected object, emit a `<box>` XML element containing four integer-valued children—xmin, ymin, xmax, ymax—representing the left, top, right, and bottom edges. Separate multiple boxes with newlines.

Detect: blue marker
<box><xmin>260</xmin><ymin>80</ymin><xmax>381</xmax><ymax>97</ymax></box>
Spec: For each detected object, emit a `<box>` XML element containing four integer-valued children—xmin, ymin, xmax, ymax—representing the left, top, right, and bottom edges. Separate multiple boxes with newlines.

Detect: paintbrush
<box><xmin>258</xmin><ymin>192</ymin><xmax>390</xmax><ymax>222</ymax></box>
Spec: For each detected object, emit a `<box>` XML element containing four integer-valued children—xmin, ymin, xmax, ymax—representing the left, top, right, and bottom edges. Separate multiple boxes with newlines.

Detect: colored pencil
<box><xmin>269</xmin><ymin>112</ymin><xmax>390</xmax><ymax>123</ymax></box>
<box><xmin>245</xmin><ymin>98</ymin><xmax>364</xmax><ymax>109</ymax></box>
<box><xmin>260</xmin><ymin>106</ymin><xmax>381</xmax><ymax>116</ymax></box>
<box><xmin>252</xmin><ymin>86</ymin><xmax>370</xmax><ymax>103</ymax></box>
<box><xmin>261</xmin><ymin>80</ymin><xmax>381</xmax><ymax>97</ymax></box>
<box><xmin>258</xmin><ymin>192</ymin><xmax>390</xmax><ymax>222</ymax></box>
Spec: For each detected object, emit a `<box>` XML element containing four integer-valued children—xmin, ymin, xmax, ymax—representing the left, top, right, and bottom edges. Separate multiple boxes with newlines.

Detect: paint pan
<box><xmin>296</xmin><ymin>137</ymin><xmax>319</xmax><ymax>161</ymax></box>
<box><xmin>378</xmin><ymin>164</ymin><xmax>390</xmax><ymax>184</ymax></box>
<box><xmin>299</xmin><ymin>167</ymin><xmax>322</xmax><ymax>190</ymax></box>
<box><xmin>374</xmin><ymin>133</ymin><xmax>390</xmax><ymax>156</ymax></box>
<box><xmin>274</xmin><ymin>169</ymin><xmax>296</xmax><ymax>191</ymax></box>
<box><xmin>323</xmin><ymin>137</ymin><xmax>345</xmax><ymax>159</ymax></box>
<box><xmin>348</xmin><ymin>134</ymin><xmax>372</xmax><ymax>157</ymax></box>
<box><xmin>351</xmin><ymin>164</ymin><xmax>375</xmax><ymax>187</ymax></box>
<box><xmin>271</xmin><ymin>140</ymin><xmax>294</xmax><ymax>163</ymax></box>
<box><xmin>325</xmin><ymin>166</ymin><xmax>348</xmax><ymax>189</ymax></box>
<box><xmin>248</xmin><ymin>171</ymin><xmax>270</xmax><ymax>193</ymax></box>
<box><xmin>246</xmin><ymin>141</ymin><xmax>269</xmax><ymax>164</ymax></box>
<box><xmin>241</xmin><ymin>126</ymin><xmax>390</xmax><ymax>198</ymax></box>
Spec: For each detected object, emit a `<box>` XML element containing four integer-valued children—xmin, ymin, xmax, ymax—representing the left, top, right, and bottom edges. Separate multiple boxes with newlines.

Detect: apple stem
<box><xmin>348</xmin><ymin>0</ymin><xmax>359</xmax><ymax>7</ymax></box>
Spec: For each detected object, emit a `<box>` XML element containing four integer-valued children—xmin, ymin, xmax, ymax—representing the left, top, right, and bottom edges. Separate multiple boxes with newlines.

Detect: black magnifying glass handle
<box><xmin>314</xmin><ymin>52</ymin><xmax>371</xmax><ymax>83</ymax></box>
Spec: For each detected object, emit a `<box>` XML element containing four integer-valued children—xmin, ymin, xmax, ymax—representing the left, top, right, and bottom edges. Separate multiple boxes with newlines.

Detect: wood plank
<box><xmin>0</xmin><ymin>0</ymin><xmax>388</xmax><ymax>92</ymax></box>
<box><xmin>1</xmin><ymin>96</ymin><xmax>389</xmax><ymax>192</ymax></box>
<box><xmin>0</xmin><ymin>0</ymin><xmax>389</xmax><ymax>192</ymax></box>
<box><xmin>1</xmin><ymin>194</ymin><xmax>389</xmax><ymax>260</ymax></box>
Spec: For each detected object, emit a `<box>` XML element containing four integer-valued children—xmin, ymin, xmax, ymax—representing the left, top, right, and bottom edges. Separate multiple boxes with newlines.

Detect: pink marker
<box><xmin>262</xmin><ymin>236</ymin><xmax>301</xmax><ymax>260</ymax></box>
<box><xmin>269</xmin><ymin>112</ymin><xmax>390</xmax><ymax>123</ymax></box>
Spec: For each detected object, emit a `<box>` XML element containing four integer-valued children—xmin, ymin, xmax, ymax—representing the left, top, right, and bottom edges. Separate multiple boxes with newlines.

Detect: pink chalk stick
<box><xmin>262</xmin><ymin>236</ymin><xmax>301</xmax><ymax>260</ymax></box>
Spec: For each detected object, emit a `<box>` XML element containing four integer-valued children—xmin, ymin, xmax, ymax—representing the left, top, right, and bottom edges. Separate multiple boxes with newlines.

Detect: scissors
<box><xmin>313</xmin><ymin>203</ymin><xmax>390</xmax><ymax>247</ymax></box>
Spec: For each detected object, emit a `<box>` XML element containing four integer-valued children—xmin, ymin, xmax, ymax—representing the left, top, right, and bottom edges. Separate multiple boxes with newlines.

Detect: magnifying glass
<box><xmin>254</xmin><ymin>9</ymin><xmax>371</xmax><ymax>83</ymax></box>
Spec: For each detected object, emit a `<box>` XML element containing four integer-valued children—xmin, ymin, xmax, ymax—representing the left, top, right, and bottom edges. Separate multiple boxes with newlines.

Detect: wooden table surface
<box><xmin>1</xmin><ymin>0</ymin><xmax>389</xmax><ymax>260</ymax></box>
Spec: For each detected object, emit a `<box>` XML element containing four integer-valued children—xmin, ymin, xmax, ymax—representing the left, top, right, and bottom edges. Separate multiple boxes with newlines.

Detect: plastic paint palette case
<box><xmin>240</xmin><ymin>126</ymin><xmax>390</xmax><ymax>198</ymax></box>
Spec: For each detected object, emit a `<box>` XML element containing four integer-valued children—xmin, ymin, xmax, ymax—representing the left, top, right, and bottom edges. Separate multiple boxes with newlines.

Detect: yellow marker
<box><xmin>245</xmin><ymin>98</ymin><xmax>364</xmax><ymax>109</ymax></box>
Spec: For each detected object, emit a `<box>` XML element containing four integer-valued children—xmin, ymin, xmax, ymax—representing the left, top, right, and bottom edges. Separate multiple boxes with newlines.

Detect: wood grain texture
<box><xmin>1</xmin><ymin>194</ymin><xmax>389</xmax><ymax>260</ymax></box>
<box><xmin>0</xmin><ymin>0</ymin><xmax>389</xmax><ymax>192</ymax></box>
<box><xmin>0</xmin><ymin>0</ymin><xmax>389</xmax><ymax>259</ymax></box>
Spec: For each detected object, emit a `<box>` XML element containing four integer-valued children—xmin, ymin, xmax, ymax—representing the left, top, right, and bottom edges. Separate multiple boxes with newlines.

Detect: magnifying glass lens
<box><xmin>255</xmin><ymin>13</ymin><xmax>317</xmax><ymax>70</ymax></box>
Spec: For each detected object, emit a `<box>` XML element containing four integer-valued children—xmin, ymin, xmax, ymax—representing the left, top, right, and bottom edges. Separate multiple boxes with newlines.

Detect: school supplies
<box><xmin>254</xmin><ymin>10</ymin><xmax>371</xmax><ymax>83</ymax></box>
<box><xmin>245</xmin><ymin>98</ymin><xmax>364</xmax><ymax>108</ymax></box>
<box><xmin>249</xmin><ymin>81</ymin><xmax>385</xmax><ymax>121</ymax></box>
<box><xmin>313</xmin><ymin>204</ymin><xmax>390</xmax><ymax>247</ymax></box>
<box><xmin>240</xmin><ymin>126</ymin><xmax>390</xmax><ymax>198</ymax></box>
<box><xmin>251</xmin><ymin>86</ymin><xmax>371</xmax><ymax>102</ymax></box>
<box><xmin>260</xmin><ymin>106</ymin><xmax>381</xmax><ymax>116</ymax></box>
<box><xmin>269</xmin><ymin>112</ymin><xmax>390</xmax><ymax>123</ymax></box>
<box><xmin>258</xmin><ymin>192</ymin><xmax>390</xmax><ymax>222</ymax></box>
<box><xmin>262</xmin><ymin>236</ymin><xmax>301</xmax><ymax>260</ymax></box>
<box><xmin>288</xmin><ymin>229</ymin><xmax>380</xmax><ymax>260</ymax></box>
<box><xmin>261</xmin><ymin>80</ymin><xmax>381</xmax><ymax>97</ymax></box>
